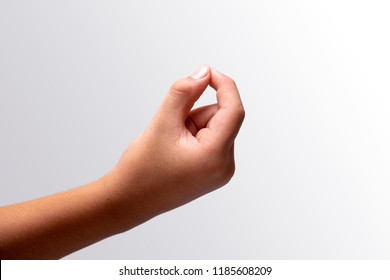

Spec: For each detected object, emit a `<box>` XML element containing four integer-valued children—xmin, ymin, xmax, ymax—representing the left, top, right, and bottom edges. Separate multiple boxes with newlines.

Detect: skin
<box><xmin>0</xmin><ymin>66</ymin><xmax>245</xmax><ymax>259</ymax></box>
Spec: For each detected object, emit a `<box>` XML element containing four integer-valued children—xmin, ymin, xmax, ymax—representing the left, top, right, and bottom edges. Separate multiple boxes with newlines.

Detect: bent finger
<box><xmin>186</xmin><ymin>103</ymin><xmax>218</xmax><ymax>136</ymax></box>
<box><xmin>208</xmin><ymin>69</ymin><xmax>245</xmax><ymax>147</ymax></box>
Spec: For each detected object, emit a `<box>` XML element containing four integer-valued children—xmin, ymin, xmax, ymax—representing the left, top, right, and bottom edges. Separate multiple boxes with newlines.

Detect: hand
<box><xmin>109</xmin><ymin>66</ymin><xmax>245</xmax><ymax>224</ymax></box>
<box><xmin>0</xmin><ymin>66</ymin><xmax>244</xmax><ymax>259</ymax></box>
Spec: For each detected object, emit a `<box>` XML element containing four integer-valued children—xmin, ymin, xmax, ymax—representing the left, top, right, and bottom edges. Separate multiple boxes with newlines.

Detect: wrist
<box><xmin>102</xmin><ymin>166</ymin><xmax>160</xmax><ymax>234</ymax></box>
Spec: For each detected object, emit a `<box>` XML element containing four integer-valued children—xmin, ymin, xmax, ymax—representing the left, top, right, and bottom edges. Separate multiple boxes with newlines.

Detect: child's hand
<box><xmin>109</xmin><ymin>66</ymin><xmax>245</xmax><ymax>222</ymax></box>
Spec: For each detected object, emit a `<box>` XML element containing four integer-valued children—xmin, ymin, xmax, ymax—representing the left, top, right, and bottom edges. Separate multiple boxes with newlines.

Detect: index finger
<box><xmin>207</xmin><ymin>69</ymin><xmax>245</xmax><ymax>148</ymax></box>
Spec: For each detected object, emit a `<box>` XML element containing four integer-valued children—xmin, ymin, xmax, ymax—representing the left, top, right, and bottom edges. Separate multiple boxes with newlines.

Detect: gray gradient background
<box><xmin>1</xmin><ymin>1</ymin><xmax>390</xmax><ymax>259</ymax></box>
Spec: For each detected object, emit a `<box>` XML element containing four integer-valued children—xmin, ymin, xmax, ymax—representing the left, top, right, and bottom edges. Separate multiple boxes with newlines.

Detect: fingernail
<box><xmin>191</xmin><ymin>65</ymin><xmax>209</xmax><ymax>79</ymax></box>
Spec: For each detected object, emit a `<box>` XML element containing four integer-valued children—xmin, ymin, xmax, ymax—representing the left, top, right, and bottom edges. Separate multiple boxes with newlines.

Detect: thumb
<box><xmin>159</xmin><ymin>66</ymin><xmax>211</xmax><ymax>123</ymax></box>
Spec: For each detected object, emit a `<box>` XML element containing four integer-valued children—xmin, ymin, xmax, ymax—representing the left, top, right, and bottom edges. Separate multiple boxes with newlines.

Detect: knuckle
<box><xmin>236</xmin><ymin>105</ymin><xmax>246</xmax><ymax>121</ymax></box>
<box><xmin>230</xmin><ymin>78</ymin><xmax>238</xmax><ymax>88</ymax></box>
<box><xmin>220</xmin><ymin>162</ymin><xmax>235</xmax><ymax>186</ymax></box>
<box><xmin>236</xmin><ymin>105</ymin><xmax>246</xmax><ymax>119</ymax></box>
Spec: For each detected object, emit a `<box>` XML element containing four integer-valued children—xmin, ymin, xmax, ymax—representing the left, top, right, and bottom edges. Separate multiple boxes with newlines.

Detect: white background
<box><xmin>1</xmin><ymin>1</ymin><xmax>390</xmax><ymax>259</ymax></box>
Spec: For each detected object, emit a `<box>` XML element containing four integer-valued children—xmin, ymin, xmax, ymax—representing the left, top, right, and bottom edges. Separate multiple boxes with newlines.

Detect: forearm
<box><xmin>0</xmin><ymin>172</ymin><xmax>149</xmax><ymax>259</ymax></box>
